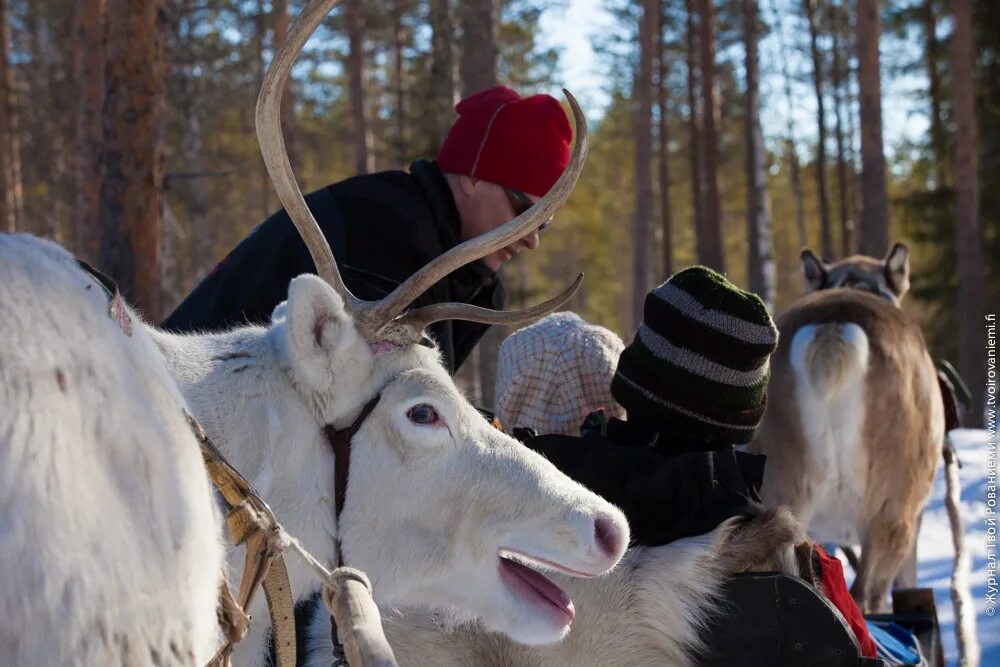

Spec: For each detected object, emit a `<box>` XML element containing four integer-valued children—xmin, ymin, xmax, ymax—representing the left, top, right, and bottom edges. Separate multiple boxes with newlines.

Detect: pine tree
<box><xmin>856</xmin><ymin>0</ymin><xmax>888</xmax><ymax>256</ymax></box>
<box><xmin>98</xmin><ymin>0</ymin><xmax>166</xmax><ymax>318</ymax></box>
<box><xmin>804</xmin><ymin>0</ymin><xmax>832</xmax><ymax>258</ymax></box>
<box><xmin>744</xmin><ymin>0</ymin><xmax>774</xmax><ymax>307</ymax></box>
<box><xmin>951</xmin><ymin>0</ymin><xmax>987</xmax><ymax>424</ymax></box>
<box><xmin>632</xmin><ymin>0</ymin><xmax>656</xmax><ymax>327</ymax></box>
<box><xmin>697</xmin><ymin>0</ymin><xmax>724</xmax><ymax>271</ymax></box>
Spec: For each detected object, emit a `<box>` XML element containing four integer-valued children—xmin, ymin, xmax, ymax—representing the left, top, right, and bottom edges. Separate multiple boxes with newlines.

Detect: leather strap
<box><xmin>187</xmin><ymin>412</ymin><xmax>298</xmax><ymax>667</ymax></box>
<box><xmin>320</xmin><ymin>394</ymin><xmax>381</xmax><ymax>665</ymax></box>
<box><xmin>324</xmin><ymin>395</ymin><xmax>381</xmax><ymax>521</ymax></box>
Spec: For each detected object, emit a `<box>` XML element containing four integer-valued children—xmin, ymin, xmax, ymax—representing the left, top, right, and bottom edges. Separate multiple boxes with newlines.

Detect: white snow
<box><xmin>915</xmin><ymin>428</ymin><xmax>999</xmax><ymax>666</ymax></box>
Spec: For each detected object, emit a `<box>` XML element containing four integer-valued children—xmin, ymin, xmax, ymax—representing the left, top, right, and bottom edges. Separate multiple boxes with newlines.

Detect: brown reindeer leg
<box><xmin>893</xmin><ymin>511</ymin><xmax>922</xmax><ymax>589</ymax></box>
<box><xmin>853</xmin><ymin>517</ymin><xmax>916</xmax><ymax>613</ymax></box>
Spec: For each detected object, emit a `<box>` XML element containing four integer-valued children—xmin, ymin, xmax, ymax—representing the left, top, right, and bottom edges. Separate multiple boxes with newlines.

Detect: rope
<box><xmin>234</xmin><ymin>501</ymin><xmax>374</xmax><ymax>611</ymax></box>
<box><xmin>278</xmin><ymin>530</ymin><xmax>374</xmax><ymax>615</ymax></box>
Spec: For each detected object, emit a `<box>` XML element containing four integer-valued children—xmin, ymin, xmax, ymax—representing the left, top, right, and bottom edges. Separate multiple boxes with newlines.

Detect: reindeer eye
<box><xmin>407</xmin><ymin>404</ymin><xmax>440</xmax><ymax>425</ymax></box>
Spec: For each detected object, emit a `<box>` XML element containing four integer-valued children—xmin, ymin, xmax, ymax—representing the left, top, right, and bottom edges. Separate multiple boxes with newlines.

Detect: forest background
<box><xmin>0</xmin><ymin>0</ymin><xmax>995</xmax><ymax>422</ymax></box>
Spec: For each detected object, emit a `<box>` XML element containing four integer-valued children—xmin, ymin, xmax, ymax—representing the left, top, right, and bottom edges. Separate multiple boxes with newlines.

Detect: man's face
<box><xmin>456</xmin><ymin>177</ymin><xmax>546</xmax><ymax>271</ymax></box>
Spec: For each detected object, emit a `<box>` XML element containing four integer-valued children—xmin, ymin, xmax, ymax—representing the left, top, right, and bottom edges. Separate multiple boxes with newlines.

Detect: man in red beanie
<box><xmin>163</xmin><ymin>86</ymin><xmax>572</xmax><ymax>373</ymax></box>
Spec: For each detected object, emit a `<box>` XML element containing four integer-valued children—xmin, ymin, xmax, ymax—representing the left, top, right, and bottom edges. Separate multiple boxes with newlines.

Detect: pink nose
<box><xmin>594</xmin><ymin>515</ymin><xmax>625</xmax><ymax>559</ymax></box>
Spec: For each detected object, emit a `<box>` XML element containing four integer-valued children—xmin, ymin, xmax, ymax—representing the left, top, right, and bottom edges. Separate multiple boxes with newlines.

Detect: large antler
<box><xmin>256</xmin><ymin>0</ymin><xmax>588</xmax><ymax>343</ymax></box>
<box><xmin>257</xmin><ymin>0</ymin><xmax>365</xmax><ymax>311</ymax></box>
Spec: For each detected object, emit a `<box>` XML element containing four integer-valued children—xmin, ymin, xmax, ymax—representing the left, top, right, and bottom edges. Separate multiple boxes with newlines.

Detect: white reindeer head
<box><xmin>157</xmin><ymin>0</ymin><xmax>630</xmax><ymax>652</ymax></box>
<box><xmin>257</xmin><ymin>271</ymin><xmax>629</xmax><ymax>645</ymax></box>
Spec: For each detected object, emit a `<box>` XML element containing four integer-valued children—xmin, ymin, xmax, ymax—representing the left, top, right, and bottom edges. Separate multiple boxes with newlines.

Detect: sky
<box><xmin>535</xmin><ymin>0</ymin><xmax>931</xmax><ymax>159</ymax></box>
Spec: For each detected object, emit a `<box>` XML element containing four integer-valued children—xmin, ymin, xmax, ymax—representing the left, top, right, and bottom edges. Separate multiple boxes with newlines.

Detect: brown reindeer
<box><xmin>748</xmin><ymin>243</ymin><xmax>943</xmax><ymax>613</ymax></box>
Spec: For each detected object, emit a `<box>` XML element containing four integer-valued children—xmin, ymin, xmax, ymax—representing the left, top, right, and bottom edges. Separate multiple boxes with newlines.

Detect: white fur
<box><xmin>301</xmin><ymin>531</ymin><xmax>730</xmax><ymax>667</ymax></box>
<box><xmin>0</xmin><ymin>235</ymin><xmax>224</xmax><ymax>666</ymax></box>
<box><xmin>790</xmin><ymin>323</ymin><xmax>870</xmax><ymax>545</ymax></box>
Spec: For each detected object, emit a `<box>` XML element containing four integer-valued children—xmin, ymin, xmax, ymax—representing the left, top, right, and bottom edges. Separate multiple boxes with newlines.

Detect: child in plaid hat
<box><xmin>495</xmin><ymin>312</ymin><xmax>625</xmax><ymax>437</ymax></box>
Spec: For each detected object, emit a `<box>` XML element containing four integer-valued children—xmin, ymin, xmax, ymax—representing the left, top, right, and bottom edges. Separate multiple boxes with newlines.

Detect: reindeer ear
<box><xmin>884</xmin><ymin>242</ymin><xmax>910</xmax><ymax>299</ymax></box>
<box><xmin>800</xmin><ymin>249</ymin><xmax>827</xmax><ymax>292</ymax></box>
<box><xmin>284</xmin><ymin>274</ymin><xmax>358</xmax><ymax>392</ymax></box>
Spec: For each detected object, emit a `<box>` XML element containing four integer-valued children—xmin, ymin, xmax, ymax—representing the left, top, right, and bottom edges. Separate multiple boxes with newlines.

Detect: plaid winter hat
<box><xmin>495</xmin><ymin>312</ymin><xmax>625</xmax><ymax>436</ymax></box>
<box><xmin>610</xmin><ymin>267</ymin><xmax>778</xmax><ymax>445</ymax></box>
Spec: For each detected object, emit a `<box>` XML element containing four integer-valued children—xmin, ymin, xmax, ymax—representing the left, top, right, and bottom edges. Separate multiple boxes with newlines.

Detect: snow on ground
<box><xmin>914</xmin><ymin>428</ymin><xmax>998</xmax><ymax>666</ymax></box>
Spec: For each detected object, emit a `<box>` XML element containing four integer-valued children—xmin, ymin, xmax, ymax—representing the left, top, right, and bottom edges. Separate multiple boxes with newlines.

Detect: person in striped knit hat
<box><xmin>523</xmin><ymin>268</ymin><xmax>875</xmax><ymax>662</ymax></box>
<box><xmin>608</xmin><ymin>265</ymin><xmax>777</xmax><ymax>453</ymax></box>
<box><xmin>523</xmin><ymin>266</ymin><xmax>778</xmax><ymax>544</ymax></box>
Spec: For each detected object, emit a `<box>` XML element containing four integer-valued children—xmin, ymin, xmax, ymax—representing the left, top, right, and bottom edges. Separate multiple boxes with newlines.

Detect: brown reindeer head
<box><xmin>800</xmin><ymin>243</ymin><xmax>910</xmax><ymax>305</ymax></box>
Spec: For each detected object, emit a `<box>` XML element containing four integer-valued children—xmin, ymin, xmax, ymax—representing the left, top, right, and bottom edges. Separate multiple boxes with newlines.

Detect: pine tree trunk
<box><xmin>160</xmin><ymin>198</ymin><xmax>181</xmax><ymax>314</ymax></box>
<box><xmin>0</xmin><ymin>0</ymin><xmax>19</xmax><ymax>233</ymax></box>
<box><xmin>428</xmin><ymin>0</ymin><xmax>455</xmax><ymax>151</ymax></box>
<box><xmin>805</xmin><ymin>0</ymin><xmax>833</xmax><ymax>259</ymax></box>
<box><xmin>633</xmin><ymin>0</ymin><xmax>656</xmax><ymax>328</ymax></box>
<box><xmin>178</xmin><ymin>74</ymin><xmax>215</xmax><ymax>277</ymax></box>
<box><xmin>950</xmin><ymin>0</ymin><xmax>987</xmax><ymax>425</ymax></box>
<box><xmin>830</xmin><ymin>0</ymin><xmax>853</xmax><ymax>257</ymax></box>
<box><xmin>685</xmin><ymin>0</ymin><xmax>704</xmax><ymax>251</ymax></box>
<box><xmin>845</xmin><ymin>50</ymin><xmax>861</xmax><ymax>229</ymax></box>
<box><xmin>98</xmin><ymin>0</ymin><xmax>165</xmax><ymax>319</ymax></box>
<box><xmin>392</xmin><ymin>0</ymin><xmax>407</xmax><ymax>166</ymax></box>
<box><xmin>924</xmin><ymin>0</ymin><xmax>947</xmax><ymax>187</ymax></box>
<box><xmin>770</xmin><ymin>0</ymin><xmax>807</xmax><ymax>248</ymax></box>
<box><xmin>23</xmin><ymin>8</ymin><xmax>55</xmax><ymax>238</ymax></box>
<box><xmin>744</xmin><ymin>0</ymin><xmax>774</xmax><ymax>308</ymax></box>
<box><xmin>458</xmin><ymin>0</ymin><xmax>499</xmax><ymax>394</ymax></box>
<box><xmin>271</xmin><ymin>0</ymin><xmax>300</xmax><ymax>179</ymax></box>
<box><xmin>346</xmin><ymin>0</ymin><xmax>373</xmax><ymax>174</ymax></box>
<box><xmin>72</xmin><ymin>0</ymin><xmax>105</xmax><ymax>261</ymax></box>
<box><xmin>697</xmin><ymin>0</ymin><xmax>724</xmax><ymax>271</ymax></box>
<box><xmin>657</xmin><ymin>0</ymin><xmax>673</xmax><ymax>279</ymax></box>
<box><xmin>256</xmin><ymin>0</ymin><xmax>271</xmax><ymax>218</ymax></box>
<box><xmin>856</xmin><ymin>0</ymin><xmax>888</xmax><ymax>256</ymax></box>
<box><xmin>458</xmin><ymin>0</ymin><xmax>496</xmax><ymax>96</ymax></box>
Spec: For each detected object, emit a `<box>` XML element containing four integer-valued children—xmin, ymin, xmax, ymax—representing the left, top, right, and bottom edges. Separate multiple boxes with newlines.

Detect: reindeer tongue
<box><xmin>499</xmin><ymin>556</ymin><xmax>576</xmax><ymax>622</ymax></box>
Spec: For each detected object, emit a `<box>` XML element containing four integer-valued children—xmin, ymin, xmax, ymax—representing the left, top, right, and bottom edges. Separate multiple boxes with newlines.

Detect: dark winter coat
<box><xmin>162</xmin><ymin>160</ymin><xmax>506</xmax><ymax>373</ymax></box>
<box><xmin>522</xmin><ymin>416</ymin><xmax>766</xmax><ymax>546</ymax></box>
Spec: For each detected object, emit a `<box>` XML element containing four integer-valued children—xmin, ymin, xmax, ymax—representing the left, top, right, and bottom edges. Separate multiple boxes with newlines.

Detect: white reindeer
<box><xmin>1</xmin><ymin>1</ymin><xmax>631</xmax><ymax>665</ymax></box>
<box><xmin>0</xmin><ymin>235</ymin><xmax>225</xmax><ymax>666</ymax></box>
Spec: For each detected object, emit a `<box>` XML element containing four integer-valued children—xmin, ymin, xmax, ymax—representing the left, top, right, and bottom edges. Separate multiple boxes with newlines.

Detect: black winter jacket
<box><xmin>523</xmin><ymin>417</ymin><xmax>766</xmax><ymax>546</ymax></box>
<box><xmin>162</xmin><ymin>160</ymin><xmax>506</xmax><ymax>373</ymax></box>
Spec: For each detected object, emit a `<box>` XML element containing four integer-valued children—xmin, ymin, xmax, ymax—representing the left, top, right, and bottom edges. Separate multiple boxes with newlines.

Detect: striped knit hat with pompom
<box><xmin>610</xmin><ymin>267</ymin><xmax>778</xmax><ymax>446</ymax></box>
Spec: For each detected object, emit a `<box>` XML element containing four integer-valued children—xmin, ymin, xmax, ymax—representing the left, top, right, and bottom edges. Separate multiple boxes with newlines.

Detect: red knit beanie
<box><xmin>436</xmin><ymin>85</ymin><xmax>573</xmax><ymax>198</ymax></box>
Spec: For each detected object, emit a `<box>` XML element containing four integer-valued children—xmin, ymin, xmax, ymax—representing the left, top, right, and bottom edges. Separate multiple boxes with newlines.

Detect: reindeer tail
<box><xmin>790</xmin><ymin>322</ymin><xmax>869</xmax><ymax>400</ymax></box>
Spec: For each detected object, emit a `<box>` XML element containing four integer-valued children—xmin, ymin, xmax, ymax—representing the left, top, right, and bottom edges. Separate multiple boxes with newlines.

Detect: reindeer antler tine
<box><xmin>362</xmin><ymin>90</ymin><xmax>590</xmax><ymax>338</ymax></box>
<box><xmin>401</xmin><ymin>273</ymin><xmax>584</xmax><ymax>332</ymax></box>
<box><xmin>256</xmin><ymin>0</ymin><xmax>362</xmax><ymax>310</ymax></box>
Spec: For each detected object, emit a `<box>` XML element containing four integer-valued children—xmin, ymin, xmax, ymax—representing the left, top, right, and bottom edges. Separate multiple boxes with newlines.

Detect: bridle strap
<box><xmin>321</xmin><ymin>393</ymin><xmax>381</xmax><ymax>666</ymax></box>
<box><xmin>324</xmin><ymin>394</ymin><xmax>381</xmax><ymax>523</ymax></box>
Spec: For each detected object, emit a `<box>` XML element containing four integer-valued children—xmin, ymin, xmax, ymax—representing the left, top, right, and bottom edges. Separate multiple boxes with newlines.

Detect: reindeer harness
<box><xmin>322</xmin><ymin>393</ymin><xmax>382</xmax><ymax>665</ymax></box>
